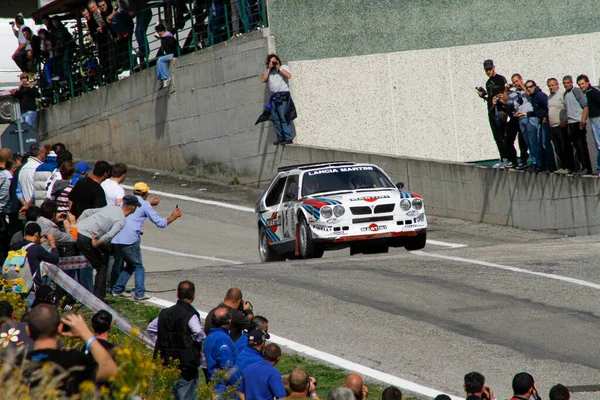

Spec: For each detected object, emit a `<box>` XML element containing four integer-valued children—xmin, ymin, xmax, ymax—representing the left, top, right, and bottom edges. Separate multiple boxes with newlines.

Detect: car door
<box><xmin>261</xmin><ymin>175</ymin><xmax>287</xmax><ymax>243</ymax></box>
<box><xmin>280</xmin><ymin>174</ymin><xmax>299</xmax><ymax>242</ymax></box>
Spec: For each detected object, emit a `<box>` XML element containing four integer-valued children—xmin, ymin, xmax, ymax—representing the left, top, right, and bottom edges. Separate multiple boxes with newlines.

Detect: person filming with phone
<box><xmin>25</xmin><ymin>303</ymin><xmax>118</xmax><ymax>396</ymax></box>
<box><xmin>111</xmin><ymin>182</ymin><xmax>181</xmax><ymax>301</ymax></box>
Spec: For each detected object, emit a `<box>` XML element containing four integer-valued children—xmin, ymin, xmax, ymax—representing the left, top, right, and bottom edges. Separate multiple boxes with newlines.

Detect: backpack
<box><xmin>1</xmin><ymin>243</ymin><xmax>35</xmax><ymax>293</ymax></box>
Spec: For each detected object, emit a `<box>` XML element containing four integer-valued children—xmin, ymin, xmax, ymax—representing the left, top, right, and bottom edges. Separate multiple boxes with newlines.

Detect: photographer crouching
<box><xmin>477</xmin><ymin>59</ymin><xmax>509</xmax><ymax>168</ymax></box>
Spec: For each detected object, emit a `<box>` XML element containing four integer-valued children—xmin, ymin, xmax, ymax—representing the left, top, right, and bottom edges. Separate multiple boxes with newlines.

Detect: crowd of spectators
<box><xmin>0</xmin><ymin>142</ymin><xmax>181</xmax><ymax>303</ymax></box>
<box><xmin>479</xmin><ymin>59</ymin><xmax>600</xmax><ymax>176</ymax></box>
<box><xmin>9</xmin><ymin>0</ymin><xmax>267</xmax><ymax>106</ymax></box>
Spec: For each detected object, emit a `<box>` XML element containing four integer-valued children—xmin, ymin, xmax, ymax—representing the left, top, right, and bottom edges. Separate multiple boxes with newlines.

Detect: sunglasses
<box><xmin>525</xmin><ymin>85</ymin><xmax>535</xmax><ymax>89</ymax></box>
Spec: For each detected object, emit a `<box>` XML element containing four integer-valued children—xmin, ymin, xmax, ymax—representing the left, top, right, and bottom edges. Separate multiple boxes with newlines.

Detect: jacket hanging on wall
<box><xmin>255</xmin><ymin>91</ymin><xmax>297</xmax><ymax>125</ymax></box>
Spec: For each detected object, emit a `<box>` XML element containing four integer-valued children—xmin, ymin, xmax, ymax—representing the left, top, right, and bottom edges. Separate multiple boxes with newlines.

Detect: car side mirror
<box><xmin>396</xmin><ymin>182</ymin><xmax>404</xmax><ymax>189</ymax></box>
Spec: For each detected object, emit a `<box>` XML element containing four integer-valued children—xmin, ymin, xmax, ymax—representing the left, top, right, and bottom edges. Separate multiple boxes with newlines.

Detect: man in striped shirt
<box><xmin>51</xmin><ymin>161</ymin><xmax>76</xmax><ymax>213</ymax></box>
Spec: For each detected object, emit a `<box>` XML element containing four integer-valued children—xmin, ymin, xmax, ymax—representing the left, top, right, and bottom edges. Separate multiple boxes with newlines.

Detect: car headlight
<box><xmin>333</xmin><ymin>205</ymin><xmax>345</xmax><ymax>217</ymax></box>
<box><xmin>320</xmin><ymin>206</ymin><xmax>333</xmax><ymax>219</ymax></box>
<box><xmin>412</xmin><ymin>198</ymin><xmax>423</xmax><ymax>210</ymax></box>
<box><xmin>400</xmin><ymin>199</ymin><xmax>411</xmax><ymax>211</ymax></box>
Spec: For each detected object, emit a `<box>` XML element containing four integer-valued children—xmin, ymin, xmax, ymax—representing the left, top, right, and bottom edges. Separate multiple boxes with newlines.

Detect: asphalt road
<box><xmin>120</xmin><ymin>167</ymin><xmax>600</xmax><ymax>400</ymax></box>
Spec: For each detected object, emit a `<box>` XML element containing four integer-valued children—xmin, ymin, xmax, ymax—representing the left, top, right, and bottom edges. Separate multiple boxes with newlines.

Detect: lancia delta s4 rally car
<box><xmin>255</xmin><ymin>162</ymin><xmax>427</xmax><ymax>262</ymax></box>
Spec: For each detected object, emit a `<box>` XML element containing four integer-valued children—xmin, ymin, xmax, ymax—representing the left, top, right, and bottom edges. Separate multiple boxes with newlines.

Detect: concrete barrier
<box><xmin>275</xmin><ymin>145</ymin><xmax>600</xmax><ymax>236</ymax></box>
<box><xmin>40</xmin><ymin>28</ymin><xmax>282</xmax><ymax>183</ymax></box>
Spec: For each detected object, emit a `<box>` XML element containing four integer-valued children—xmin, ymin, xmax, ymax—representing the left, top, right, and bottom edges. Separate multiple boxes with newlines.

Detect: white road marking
<box><xmin>412</xmin><ymin>251</ymin><xmax>600</xmax><ymax>290</ymax></box>
<box><xmin>122</xmin><ymin>185</ymin><xmax>255</xmax><ymax>213</ymax></box>
<box><xmin>145</xmin><ymin>297</ymin><xmax>462</xmax><ymax>400</ymax></box>
<box><xmin>426</xmin><ymin>240</ymin><xmax>467</xmax><ymax>249</ymax></box>
<box><xmin>141</xmin><ymin>245</ymin><xmax>244</xmax><ymax>265</ymax></box>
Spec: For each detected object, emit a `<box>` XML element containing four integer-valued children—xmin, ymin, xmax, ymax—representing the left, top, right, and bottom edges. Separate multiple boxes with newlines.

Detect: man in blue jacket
<box><xmin>525</xmin><ymin>80</ymin><xmax>556</xmax><ymax>172</ymax></box>
<box><xmin>231</xmin><ymin>330</ymin><xmax>266</xmax><ymax>386</ymax></box>
<box><xmin>204</xmin><ymin>307</ymin><xmax>235</xmax><ymax>393</ymax></box>
<box><xmin>577</xmin><ymin>74</ymin><xmax>600</xmax><ymax>176</ymax></box>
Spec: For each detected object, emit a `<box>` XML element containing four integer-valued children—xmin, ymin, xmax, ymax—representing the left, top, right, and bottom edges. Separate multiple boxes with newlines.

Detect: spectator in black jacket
<box><xmin>156</xmin><ymin>24</ymin><xmax>178</xmax><ymax>89</ymax></box>
<box><xmin>577</xmin><ymin>74</ymin><xmax>600</xmax><ymax>176</ymax></box>
<box><xmin>13</xmin><ymin>76</ymin><xmax>40</xmax><ymax>127</ymax></box>
<box><xmin>525</xmin><ymin>80</ymin><xmax>556</xmax><ymax>172</ymax></box>
<box><xmin>51</xmin><ymin>17</ymin><xmax>74</xmax><ymax>82</ymax></box>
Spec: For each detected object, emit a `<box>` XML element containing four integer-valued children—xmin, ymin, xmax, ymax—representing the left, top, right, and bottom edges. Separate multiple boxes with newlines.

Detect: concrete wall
<box><xmin>40</xmin><ymin>29</ymin><xmax>283</xmax><ymax>183</ymax></box>
<box><xmin>286</xmin><ymin>33</ymin><xmax>600</xmax><ymax>163</ymax></box>
<box><xmin>275</xmin><ymin>145</ymin><xmax>600</xmax><ymax>237</ymax></box>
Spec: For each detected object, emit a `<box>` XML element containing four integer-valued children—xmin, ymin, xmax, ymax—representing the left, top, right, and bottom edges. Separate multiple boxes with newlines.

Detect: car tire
<box><xmin>0</xmin><ymin>97</ymin><xmax>16</xmax><ymax>124</ymax></box>
<box><xmin>298</xmin><ymin>217</ymin><xmax>324</xmax><ymax>259</ymax></box>
<box><xmin>258</xmin><ymin>226</ymin><xmax>285</xmax><ymax>262</ymax></box>
<box><xmin>404</xmin><ymin>230</ymin><xmax>427</xmax><ymax>251</ymax></box>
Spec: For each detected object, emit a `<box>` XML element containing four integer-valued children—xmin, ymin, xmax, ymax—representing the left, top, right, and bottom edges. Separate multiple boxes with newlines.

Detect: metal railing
<box><xmin>30</xmin><ymin>0</ymin><xmax>267</xmax><ymax>106</ymax></box>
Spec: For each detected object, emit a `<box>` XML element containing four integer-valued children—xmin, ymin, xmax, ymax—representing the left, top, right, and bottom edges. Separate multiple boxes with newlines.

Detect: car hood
<box><xmin>300</xmin><ymin>189</ymin><xmax>419</xmax><ymax>206</ymax></box>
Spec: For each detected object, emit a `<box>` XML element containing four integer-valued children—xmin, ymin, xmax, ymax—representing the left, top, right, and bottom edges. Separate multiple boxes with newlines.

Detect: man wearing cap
<box><xmin>234</xmin><ymin>316</ymin><xmax>269</xmax><ymax>358</ymax></box>
<box><xmin>231</xmin><ymin>329</ymin><xmax>267</xmax><ymax>385</ymax></box>
<box><xmin>110</xmin><ymin>182</ymin><xmax>181</xmax><ymax>300</ymax></box>
<box><xmin>74</xmin><ymin>196</ymin><xmax>140</xmax><ymax>301</ymax></box>
<box><xmin>478</xmin><ymin>60</ymin><xmax>508</xmax><ymax>168</ymax></box>
<box><xmin>71</xmin><ymin>162</ymin><xmax>91</xmax><ymax>186</ymax></box>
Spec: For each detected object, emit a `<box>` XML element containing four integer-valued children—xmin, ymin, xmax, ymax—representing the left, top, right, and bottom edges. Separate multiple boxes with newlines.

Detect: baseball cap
<box><xmin>248</xmin><ymin>330</ymin><xmax>267</xmax><ymax>346</ymax></box>
<box><xmin>122</xmin><ymin>195</ymin><xmax>141</xmax><ymax>207</ymax></box>
<box><xmin>133</xmin><ymin>182</ymin><xmax>150</xmax><ymax>193</ymax></box>
<box><xmin>75</xmin><ymin>161</ymin><xmax>91</xmax><ymax>174</ymax></box>
<box><xmin>483</xmin><ymin>59</ymin><xmax>494</xmax><ymax>69</ymax></box>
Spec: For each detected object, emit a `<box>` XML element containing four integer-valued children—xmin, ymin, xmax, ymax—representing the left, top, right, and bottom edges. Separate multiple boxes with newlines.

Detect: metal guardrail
<box><xmin>29</xmin><ymin>0</ymin><xmax>267</xmax><ymax>106</ymax></box>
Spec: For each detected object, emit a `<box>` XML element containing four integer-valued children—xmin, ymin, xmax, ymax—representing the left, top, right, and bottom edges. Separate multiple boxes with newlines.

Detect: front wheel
<box><xmin>258</xmin><ymin>226</ymin><xmax>285</xmax><ymax>262</ymax></box>
<box><xmin>404</xmin><ymin>231</ymin><xmax>427</xmax><ymax>251</ymax></box>
<box><xmin>298</xmin><ymin>218</ymin><xmax>324</xmax><ymax>259</ymax></box>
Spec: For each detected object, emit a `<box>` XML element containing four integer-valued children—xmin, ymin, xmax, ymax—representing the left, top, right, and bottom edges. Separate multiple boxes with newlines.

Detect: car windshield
<box><xmin>301</xmin><ymin>166</ymin><xmax>395</xmax><ymax>197</ymax></box>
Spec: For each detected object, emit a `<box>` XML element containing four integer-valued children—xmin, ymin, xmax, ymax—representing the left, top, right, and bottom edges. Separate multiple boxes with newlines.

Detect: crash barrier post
<box><xmin>42</xmin><ymin>259</ymin><xmax>155</xmax><ymax>349</ymax></box>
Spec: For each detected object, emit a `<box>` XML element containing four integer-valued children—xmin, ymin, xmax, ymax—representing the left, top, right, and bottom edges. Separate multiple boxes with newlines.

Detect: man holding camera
<box><xmin>204</xmin><ymin>287</ymin><xmax>254</xmax><ymax>342</ymax></box>
<box><xmin>509</xmin><ymin>372</ymin><xmax>542</xmax><ymax>400</ymax></box>
<box><xmin>464</xmin><ymin>371</ymin><xmax>494</xmax><ymax>400</ymax></box>
<box><xmin>261</xmin><ymin>54</ymin><xmax>295</xmax><ymax>145</ymax></box>
<box><xmin>13</xmin><ymin>76</ymin><xmax>40</xmax><ymax>127</ymax></box>
<box><xmin>25</xmin><ymin>304</ymin><xmax>118</xmax><ymax>396</ymax></box>
<box><xmin>478</xmin><ymin>59</ymin><xmax>508</xmax><ymax>167</ymax></box>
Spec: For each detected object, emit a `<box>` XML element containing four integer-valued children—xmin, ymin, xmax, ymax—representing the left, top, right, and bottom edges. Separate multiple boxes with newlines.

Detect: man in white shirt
<box><xmin>261</xmin><ymin>53</ymin><xmax>294</xmax><ymax>146</ymax></box>
<box><xmin>101</xmin><ymin>163</ymin><xmax>127</xmax><ymax>206</ymax></box>
<box><xmin>18</xmin><ymin>143</ymin><xmax>49</xmax><ymax>208</ymax></box>
<box><xmin>11</xmin><ymin>15</ymin><xmax>29</xmax><ymax>72</ymax></box>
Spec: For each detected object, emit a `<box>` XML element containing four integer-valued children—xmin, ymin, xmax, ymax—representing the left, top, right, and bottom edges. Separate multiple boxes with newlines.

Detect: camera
<box><xmin>476</xmin><ymin>87</ymin><xmax>487</xmax><ymax>96</ymax></box>
<box><xmin>9</xmin><ymin>21</ymin><xmax>14</xmax><ymax>25</ymax></box>
<box><xmin>238</xmin><ymin>299</ymin><xmax>245</xmax><ymax>311</ymax></box>
<box><xmin>60</xmin><ymin>213</ymin><xmax>68</xmax><ymax>219</ymax></box>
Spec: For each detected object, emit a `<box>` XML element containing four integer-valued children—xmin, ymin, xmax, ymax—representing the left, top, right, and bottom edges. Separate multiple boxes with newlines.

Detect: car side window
<box><xmin>265</xmin><ymin>177</ymin><xmax>287</xmax><ymax>207</ymax></box>
<box><xmin>282</xmin><ymin>175</ymin><xmax>299</xmax><ymax>203</ymax></box>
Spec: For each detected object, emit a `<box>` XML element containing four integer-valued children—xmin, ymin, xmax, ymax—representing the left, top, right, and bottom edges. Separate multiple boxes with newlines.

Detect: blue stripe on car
<box><xmin>260</xmin><ymin>216</ymin><xmax>280</xmax><ymax>242</ymax></box>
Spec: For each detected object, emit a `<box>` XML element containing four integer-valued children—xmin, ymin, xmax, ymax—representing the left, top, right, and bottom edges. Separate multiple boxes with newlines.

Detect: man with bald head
<box><xmin>203</xmin><ymin>306</ymin><xmax>236</xmax><ymax>394</ymax></box>
<box><xmin>151</xmin><ymin>280</ymin><xmax>205</xmax><ymax>400</ymax></box>
<box><xmin>204</xmin><ymin>287</ymin><xmax>254</xmax><ymax>341</ymax></box>
<box><xmin>283</xmin><ymin>367</ymin><xmax>319</xmax><ymax>400</ymax></box>
<box><xmin>345</xmin><ymin>374</ymin><xmax>368</xmax><ymax>400</ymax></box>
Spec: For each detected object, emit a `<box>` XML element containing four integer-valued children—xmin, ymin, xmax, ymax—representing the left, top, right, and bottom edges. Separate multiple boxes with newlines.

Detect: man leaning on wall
<box><xmin>261</xmin><ymin>54</ymin><xmax>296</xmax><ymax>145</ymax></box>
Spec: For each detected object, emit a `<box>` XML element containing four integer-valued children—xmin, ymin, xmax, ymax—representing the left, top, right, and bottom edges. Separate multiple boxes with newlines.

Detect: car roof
<box><xmin>278</xmin><ymin>161</ymin><xmax>376</xmax><ymax>173</ymax></box>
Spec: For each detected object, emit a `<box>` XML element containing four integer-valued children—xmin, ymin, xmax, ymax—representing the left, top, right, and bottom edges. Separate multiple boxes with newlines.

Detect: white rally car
<box><xmin>255</xmin><ymin>162</ymin><xmax>427</xmax><ymax>262</ymax></box>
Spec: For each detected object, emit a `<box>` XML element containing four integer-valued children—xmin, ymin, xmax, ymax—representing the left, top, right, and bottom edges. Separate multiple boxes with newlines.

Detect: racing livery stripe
<box><xmin>312</xmin><ymin>197</ymin><xmax>342</xmax><ymax>205</ymax></box>
<box><xmin>259</xmin><ymin>216</ymin><xmax>280</xmax><ymax>242</ymax></box>
<box><xmin>302</xmin><ymin>204</ymin><xmax>320</xmax><ymax>219</ymax></box>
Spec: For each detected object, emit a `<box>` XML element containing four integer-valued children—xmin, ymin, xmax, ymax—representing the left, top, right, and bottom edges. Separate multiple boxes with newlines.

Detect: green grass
<box><xmin>107</xmin><ymin>298</ymin><xmax>412</xmax><ymax>400</ymax></box>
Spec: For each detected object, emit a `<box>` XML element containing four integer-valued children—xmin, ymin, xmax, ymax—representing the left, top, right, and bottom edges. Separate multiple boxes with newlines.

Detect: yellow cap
<box><xmin>133</xmin><ymin>182</ymin><xmax>150</xmax><ymax>193</ymax></box>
